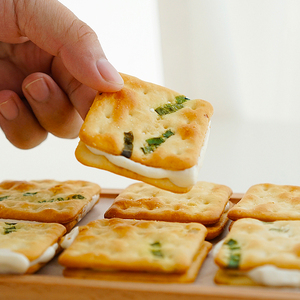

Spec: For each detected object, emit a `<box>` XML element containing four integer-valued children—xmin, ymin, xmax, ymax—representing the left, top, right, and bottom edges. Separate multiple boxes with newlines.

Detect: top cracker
<box><xmin>228</xmin><ymin>183</ymin><xmax>300</xmax><ymax>221</ymax></box>
<box><xmin>77</xmin><ymin>74</ymin><xmax>213</xmax><ymax>192</ymax></box>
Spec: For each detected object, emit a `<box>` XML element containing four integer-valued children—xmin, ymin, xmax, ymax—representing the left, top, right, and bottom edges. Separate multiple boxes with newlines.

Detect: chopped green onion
<box><xmin>141</xmin><ymin>130</ymin><xmax>174</xmax><ymax>154</ymax></box>
<box><xmin>225</xmin><ymin>239</ymin><xmax>241</xmax><ymax>269</ymax></box>
<box><xmin>23</xmin><ymin>192</ymin><xmax>38</xmax><ymax>196</ymax></box>
<box><xmin>154</xmin><ymin>95</ymin><xmax>189</xmax><ymax>116</ymax></box>
<box><xmin>150</xmin><ymin>241</ymin><xmax>164</xmax><ymax>258</ymax></box>
<box><xmin>71</xmin><ymin>194</ymin><xmax>85</xmax><ymax>199</ymax></box>
<box><xmin>3</xmin><ymin>223</ymin><xmax>17</xmax><ymax>235</ymax></box>
<box><xmin>121</xmin><ymin>131</ymin><xmax>134</xmax><ymax>158</ymax></box>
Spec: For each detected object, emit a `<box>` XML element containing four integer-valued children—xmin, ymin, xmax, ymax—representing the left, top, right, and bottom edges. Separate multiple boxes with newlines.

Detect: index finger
<box><xmin>0</xmin><ymin>0</ymin><xmax>123</xmax><ymax>92</ymax></box>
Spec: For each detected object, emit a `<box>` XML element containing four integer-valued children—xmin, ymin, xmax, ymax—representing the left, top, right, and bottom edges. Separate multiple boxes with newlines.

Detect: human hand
<box><xmin>0</xmin><ymin>0</ymin><xmax>124</xmax><ymax>149</ymax></box>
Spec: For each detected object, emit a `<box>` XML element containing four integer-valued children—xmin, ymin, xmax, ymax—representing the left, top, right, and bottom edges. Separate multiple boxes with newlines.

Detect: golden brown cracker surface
<box><xmin>228</xmin><ymin>183</ymin><xmax>300</xmax><ymax>221</ymax></box>
<box><xmin>79</xmin><ymin>74</ymin><xmax>213</xmax><ymax>171</ymax></box>
<box><xmin>62</xmin><ymin>241</ymin><xmax>212</xmax><ymax>283</ymax></box>
<box><xmin>0</xmin><ymin>221</ymin><xmax>66</xmax><ymax>273</ymax></box>
<box><xmin>214</xmin><ymin>218</ymin><xmax>300</xmax><ymax>271</ymax></box>
<box><xmin>0</xmin><ymin>221</ymin><xmax>66</xmax><ymax>260</ymax></box>
<box><xmin>104</xmin><ymin>181</ymin><xmax>232</xmax><ymax>225</ymax></box>
<box><xmin>0</xmin><ymin>180</ymin><xmax>101</xmax><ymax>228</ymax></box>
<box><xmin>58</xmin><ymin>218</ymin><xmax>208</xmax><ymax>274</ymax></box>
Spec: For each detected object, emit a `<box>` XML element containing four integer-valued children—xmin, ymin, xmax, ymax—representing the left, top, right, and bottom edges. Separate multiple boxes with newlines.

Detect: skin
<box><xmin>0</xmin><ymin>0</ymin><xmax>124</xmax><ymax>149</ymax></box>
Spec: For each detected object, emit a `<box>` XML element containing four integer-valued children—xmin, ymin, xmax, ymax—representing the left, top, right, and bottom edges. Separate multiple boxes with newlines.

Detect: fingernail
<box><xmin>97</xmin><ymin>59</ymin><xmax>124</xmax><ymax>86</ymax></box>
<box><xmin>0</xmin><ymin>99</ymin><xmax>19</xmax><ymax>120</ymax></box>
<box><xmin>25</xmin><ymin>78</ymin><xmax>50</xmax><ymax>102</ymax></box>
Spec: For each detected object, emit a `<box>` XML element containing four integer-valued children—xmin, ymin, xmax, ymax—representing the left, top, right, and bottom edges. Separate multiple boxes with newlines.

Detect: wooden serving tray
<box><xmin>1</xmin><ymin>190</ymin><xmax>300</xmax><ymax>300</ymax></box>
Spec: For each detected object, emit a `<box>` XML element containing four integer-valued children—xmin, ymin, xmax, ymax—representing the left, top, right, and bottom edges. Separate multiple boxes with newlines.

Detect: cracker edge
<box><xmin>75</xmin><ymin>140</ymin><xmax>192</xmax><ymax>193</ymax></box>
<box><xmin>62</xmin><ymin>241</ymin><xmax>212</xmax><ymax>283</ymax></box>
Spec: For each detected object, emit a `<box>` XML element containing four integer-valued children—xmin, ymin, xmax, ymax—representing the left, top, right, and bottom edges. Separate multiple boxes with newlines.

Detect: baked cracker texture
<box><xmin>0</xmin><ymin>221</ymin><xmax>66</xmax><ymax>274</ymax></box>
<box><xmin>214</xmin><ymin>218</ymin><xmax>300</xmax><ymax>287</ymax></box>
<box><xmin>76</xmin><ymin>73</ymin><xmax>213</xmax><ymax>193</ymax></box>
<box><xmin>59</xmin><ymin>218</ymin><xmax>211</xmax><ymax>283</ymax></box>
<box><xmin>205</xmin><ymin>202</ymin><xmax>233</xmax><ymax>240</ymax></box>
<box><xmin>228</xmin><ymin>183</ymin><xmax>300</xmax><ymax>221</ymax></box>
<box><xmin>104</xmin><ymin>181</ymin><xmax>232</xmax><ymax>239</ymax></box>
<box><xmin>0</xmin><ymin>180</ymin><xmax>101</xmax><ymax>231</ymax></box>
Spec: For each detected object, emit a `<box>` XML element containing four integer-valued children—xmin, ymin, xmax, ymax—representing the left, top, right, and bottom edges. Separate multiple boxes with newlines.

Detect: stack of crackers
<box><xmin>0</xmin><ymin>179</ymin><xmax>101</xmax><ymax>274</ymax></box>
<box><xmin>2</xmin><ymin>74</ymin><xmax>243</xmax><ymax>284</ymax></box>
<box><xmin>56</xmin><ymin>74</ymin><xmax>222</xmax><ymax>283</ymax></box>
<box><xmin>104</xmin><ymin>181</ymin><xmax>233</xmax><ymax>240</ymax></box>
<box><xmin>58</xmin><ymin>181</ymin><xmax>232</xmax><ymax>283</ymax></box>
<box><xmin>213</xmin><ymin>183</ymin><xmax>300</xmax><ymax>287</ymax></box>
<box><xmin>58</xmin><ymin>218</ymin><xmax>212</xmax><ymax>283</ymax></box>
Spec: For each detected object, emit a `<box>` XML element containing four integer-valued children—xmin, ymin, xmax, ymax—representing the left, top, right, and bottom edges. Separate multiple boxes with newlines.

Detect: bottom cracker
<box><xmin>214</xmin><ymin>269</ymin><xmax>258</xmax><ymax>286</ymax></box>
<box><xmin>25</xmin><ymin>245</ymin><xmax>63</xmax><ymax>274</ymax></box>
<box><xmin>61</xmin><ymin>196</ymin><xmax>100</xmax><ymax>232</ymax></box>
<box><xmin>75</xmin><ymin>141</ymin><xmax>192</xmax><ymax>194</ymax></box>
<box><xmin>206</xmin><ymin>202</ymin><xmax>233</xmax><ymax>240</ymax></box>
<box><xmin>63</xmin><ymin>241</ymin><xmax>212</xmax><ymax>283</ymax></box>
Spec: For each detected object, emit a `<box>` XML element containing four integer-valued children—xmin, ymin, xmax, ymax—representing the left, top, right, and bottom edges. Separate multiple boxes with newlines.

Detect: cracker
<box><xmin>104</xmin><ymin>181</ymin><xmax>232</xmax><ymax>225</ymax></box>
<box><xmin>76</xmin><ymin>73</ymin><xmax>213</xmax><ymax>193</ymax></box>
<box><xmin>58</xmin><ymin>218</ymin><xmax>209</xmax><ymax>279</ymax></box>
<box><xmin>214</xmin><ymin>268</ymin><xmax>257</xmax><ymax>286</ymax></box>
<box><xmin>228</xmin><ymin>183</ymin><xmax>300</xmax><ymax>221</ymax></box>
<box><xmin>0</xmin><ymin>180</ymin><xmax>101</xmax><ymax>231</ymax></box>
<box><xmin>205</xmin><ymin>201</ymin><xmax>233</xmax><ymax>240</ymax></box>
<box><xmin>0</xmin><ymin>221</ymin><xmax>66</xmax><ymax>274</ymax></box>
<box><xmin>214</xmin><ymin>218</ymin><xmax>300</xmax><ymax>287</ymax></box>
<box><xmin>62</xmin><ymin>241</ymin><xmax>212</xmax><ymax>283</ymax></box>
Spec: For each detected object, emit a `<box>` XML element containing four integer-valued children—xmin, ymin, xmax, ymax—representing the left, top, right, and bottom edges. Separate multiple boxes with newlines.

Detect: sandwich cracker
<box><xmin>214</xmin><ymin>218</ymin><xmax>300</xmax><ymax>286</ymax></box>
<box><xmin>59</xmin><ymin>218</ymin><xmax>211</xmax><ymax>283</ymax></box>
<box><xmin>76</xmin><ymin>74</ymin><xmax>213</xmax><ymax>193</ymax></box>
<box><xmin>105</xmin><ymin>181</ymin><xmax>233</xmax><ymax>226</ymax></box>
<box><xmin>228</xmin><ymin>183</ymin><xmax>300</xmax><ymax>221</ymax></box>
<box><xmin>0</xmin><ymin>180</ymin><xmax>101</xmax><ymax>231</ymax></box>
<box><xmin>0</xmin><ymin>221</ymin><xmax>66</xmax><ymax>274</ymax></box>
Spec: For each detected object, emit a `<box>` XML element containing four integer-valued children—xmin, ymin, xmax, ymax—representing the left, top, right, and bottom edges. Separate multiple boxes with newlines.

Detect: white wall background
<box><xmin>1</xmin><ymin>0</ymin><xmax>300</xmax><ymax>193</ymax></box>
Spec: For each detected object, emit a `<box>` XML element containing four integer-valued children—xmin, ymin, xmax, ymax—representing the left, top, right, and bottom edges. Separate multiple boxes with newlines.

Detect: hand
<box><xmin>0</xmin><ymin>0</ymin><xmax>124</xmax><ymax>149</ymax></box>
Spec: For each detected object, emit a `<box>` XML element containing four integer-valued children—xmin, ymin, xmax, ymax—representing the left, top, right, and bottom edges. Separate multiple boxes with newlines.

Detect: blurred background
<box><xmin>1</xmin><ymin>0</ymin><xmax>300</xmax><ymax>193</ymax></box>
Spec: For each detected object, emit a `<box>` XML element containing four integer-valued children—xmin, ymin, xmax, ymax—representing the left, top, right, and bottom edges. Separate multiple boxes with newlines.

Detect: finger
<box><xmin>51</xmin><ymin>56</ymin><xmax>97</xmax><ymax>119</ymax></box>
<box><xmin>0</xmin><ymin>90</ymin><xmax>47</xmax><ymax>149</ymax></box>
<box><xmin>1</xmin><ymin>0</ymin><xmax>124</xmax><ymax>92</ymax></box>
<box><xmin>22</xmin><ymin>73</ymin><xmax>83</xmax><ymax>138</ymax></box>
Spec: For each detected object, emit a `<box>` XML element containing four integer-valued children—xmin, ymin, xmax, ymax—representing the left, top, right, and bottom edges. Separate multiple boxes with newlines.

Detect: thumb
<box><xmin>2</xmin><ymin>0</ymin><xmax>124</xmax><ymax>92</ymax></box>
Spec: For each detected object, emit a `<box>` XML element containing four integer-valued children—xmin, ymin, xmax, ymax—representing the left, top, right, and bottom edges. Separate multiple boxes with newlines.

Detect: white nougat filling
<box><xmin>60</xmin><ymin>226</ymin><xmax>79</xmax><ymax>249</ymax></box>
<box><xmin>213</xmin><ymin>239</ymin><xmax>300</xmax><ymax>287</ymax></box>
<box><xmin>248</xmin><ymin>265</ymin><xmax>300</xmax><ymax>287</ymax></box>
<box><xmin>86</xmin><ymin>124</ymin><xmax>211</xmax><ymax>188</ymax></box>
<box><xmin>76</xmin><ymin>194</ymin><xmax>100</xmax><ymax>223</ymax></box>
<box><xmin>0</xmin><ymin>243</ymin><xmax>58</xmax><ymax>274</ymax></box>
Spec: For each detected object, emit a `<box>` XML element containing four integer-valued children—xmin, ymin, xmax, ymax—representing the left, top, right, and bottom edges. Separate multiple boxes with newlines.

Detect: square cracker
<box><xmin>58</xmin><ymin>218</ymin><xmax>209</xmax><ymax>277</ymax></box>
<box><xmin>214</xmin><ymin>218</ymin><xmax>300</xmax><ymax>271</ymax></box>
<box><xmin>0</xmin><ymin>221</ymin><xmax>66</xmax><ymax>274</ymax></box>
<box><xmin>0</xmin><ymin>180</ymin><xmax>101</xmax><ymax>231</ymax></box>
<box><xmin>228</xmin><ymin>183</ymin><xmax>300</xmax><ymax>221</ymax></box>
<box><xmin>62</xmin><ymin>241</ymin><xmax>212</xmax><ymax>283</ymax></box>
<box><xmin>104</xmin><ymin>181</ymin><xmax>233</xmax><ymax>226</ymax></box>
<box><xmin>76</xmin><ymin>73</ymin><xmax>213</xmax><ymax>193</ymax></box>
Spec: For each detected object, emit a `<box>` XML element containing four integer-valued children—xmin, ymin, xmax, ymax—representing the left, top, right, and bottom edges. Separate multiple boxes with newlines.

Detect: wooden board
<box><xmin>1</xmin><ymin>191</ymin><xmax>300</xmax><ymax>300</ymax></box>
